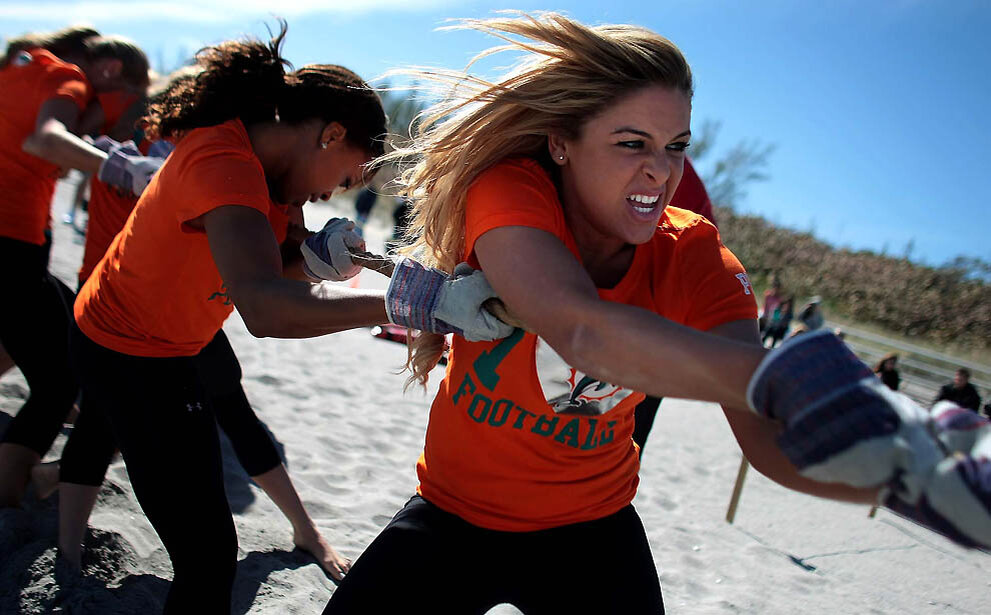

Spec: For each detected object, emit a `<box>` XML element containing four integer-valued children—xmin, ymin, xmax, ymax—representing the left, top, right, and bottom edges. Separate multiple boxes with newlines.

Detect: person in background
<box><xmin>0</xmin><ymin>25</ymin><xmax>150</xmax><ymax>508</ymax></box>
<box><xmin>797</xmin><ymin>295</ymin><xmax>824</xmax><ymax>331</ymax></box>
<box><xmin>761</xmin><ymin>297</ymin><xmax>793</xmax><ymax>349</ymax></box>
<box><xmin>62</xmin><ymin>88</ymin><xmax>145</xmax><ymax>232</ymax></box>
<box><xmin>758</xmin><ymin>275</ymin><xmax>783</xmax><ymax>334</ymax></box>
<box><xmin>874</xmin><ymin>352</ymin><xmax>900</xmax><ymax>392</ymax></box>
<box><xmin>935</xmin><ymin>368</ymin><xmax>982</xmax><ymax>412</ymax></box>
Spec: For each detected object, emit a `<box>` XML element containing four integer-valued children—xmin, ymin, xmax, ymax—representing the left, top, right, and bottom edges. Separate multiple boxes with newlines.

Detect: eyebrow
<box><xmin>611</xmin><ymin>127</ymin><xmax>692</xmax><ymax>140</ymax></box>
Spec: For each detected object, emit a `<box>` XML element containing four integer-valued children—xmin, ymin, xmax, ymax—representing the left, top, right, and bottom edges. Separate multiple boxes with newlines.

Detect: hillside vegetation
<box><xmin>714</xmin><ymin>205</ymin><xmax>991</xmax><ymax>352</ymax></box>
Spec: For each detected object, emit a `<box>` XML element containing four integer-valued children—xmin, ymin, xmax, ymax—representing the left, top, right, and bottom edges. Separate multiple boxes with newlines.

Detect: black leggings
<box><xmin>0</xmin><ymin>237</ymin><xmax>78</xmax><ymax>455</ymax></box>
<box><xmin>325</xmin><ymin>496</ymin><xmax>664</xmax><ymax>614</ymax></box>
<box><xmin>61</xmin><ymin>329</ymin><xmax>281</xmax><ymax>484</ymax></box>
<box><xmin>633</xmin><ymin>396</ymin><xmax>663</xmax><ymax>458</ymax></box>
<box><xmin>71</xmin><ymin>328</ymin><xmax>261</xmax><ymax>613</ymax></box>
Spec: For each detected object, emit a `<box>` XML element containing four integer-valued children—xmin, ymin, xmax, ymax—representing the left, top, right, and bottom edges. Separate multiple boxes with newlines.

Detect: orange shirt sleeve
<box><xmin>40</xmin><ymin>64</ymin><xmax>92</xmax><ymax>110</ymax></box>
<box><xmin>172</xmin><ymin>146</ymin><xmax>271</xmax><ymax>229</ymax></box>
<box><xmin>672</xmin><ymin>218</ymin><xmax>758</xmax><ymax>331</ymax></box>
<box><xmin>464</xmin><ymin>158</ymin><xmax>566</xmax><ymax>264</ymax></box>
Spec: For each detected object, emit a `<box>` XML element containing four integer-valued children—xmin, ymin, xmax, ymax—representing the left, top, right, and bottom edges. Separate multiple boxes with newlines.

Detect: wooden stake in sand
<box><xmin>726</xmin><ymin>456</ymin><xmax>750</xmax><ymax>524</ymax></box>
<box><xmin>349</xmin><ymin>249</ymin><xmax>530</xmax><ymax>331</ymax></box>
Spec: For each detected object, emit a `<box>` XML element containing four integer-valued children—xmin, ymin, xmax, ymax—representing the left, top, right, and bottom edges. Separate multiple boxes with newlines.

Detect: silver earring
<box><xmin>320</xmin><ymin>142</ymin><xmax>328</xmax><ymax>149</ymax></box>
<box><xmin>558</xmin><ymin>155</ymin><xmax>564</xmax><ymax>161</ymax></box>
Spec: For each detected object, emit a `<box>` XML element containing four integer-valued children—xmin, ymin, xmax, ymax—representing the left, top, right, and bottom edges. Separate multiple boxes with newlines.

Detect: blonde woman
<box><xmin>321</xmin><ymin>13</ymin><xmax>991</xmax><ymax>613</ymax></box>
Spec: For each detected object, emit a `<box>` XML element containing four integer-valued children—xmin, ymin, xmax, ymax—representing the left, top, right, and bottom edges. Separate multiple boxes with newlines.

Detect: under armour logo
<box><xmin>735</xmin><ymin>273</ymin><xmax>753</xmax><ymax>296</ymax></box>
<box><xmin>186</xmin><ymin>402</ymin><xmax>203</xmax><ymax>412</ymax></box>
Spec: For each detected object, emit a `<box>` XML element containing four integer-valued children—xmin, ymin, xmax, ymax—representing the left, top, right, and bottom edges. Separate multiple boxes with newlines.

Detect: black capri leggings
<box><xmin>61</xmin><ymin>329</ymin><xmax>282</xmax><ymax>484</ymax></box>
<box><xmin>70</xmin><ymin>327</ymin><xmax>281</xmax><ymax>613</ymax></box>
<box><xmin>325</xmin><ymin>496</ymin><xmax>665</xmax><ymax>614</ymax></box>
<box><xmin>0</xmin><ymin>236</ymin><xmax>78</xmax><ymax>455</ymax></box>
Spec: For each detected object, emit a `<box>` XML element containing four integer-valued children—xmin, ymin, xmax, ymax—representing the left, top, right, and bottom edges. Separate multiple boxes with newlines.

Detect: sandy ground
<box><xmin>1</xmin><ymin>178</ymin><xmax>989</xmax><ymax>614</ymax></box>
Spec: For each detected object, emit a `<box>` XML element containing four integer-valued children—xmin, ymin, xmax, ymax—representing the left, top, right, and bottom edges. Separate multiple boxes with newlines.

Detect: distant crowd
<box><xmin>759</xmin><ymin>276</ymin><xmax>988</xmax><ymax>418</ymax></box>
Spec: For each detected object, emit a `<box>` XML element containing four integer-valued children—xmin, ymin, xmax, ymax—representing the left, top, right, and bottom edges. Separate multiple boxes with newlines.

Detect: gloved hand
<box><xmin>747</xmin><ymin>330</ymin><xmax>991</xmax><ymax>549</ymax></box>
<box><xmin>300</xmin><ymin>218</ymin><xmax>364</xmax><ymax>281</ymax></box>
<box><xmin>89</xmin><ymin>135</ymin><xmax>121</xmax><ymax>154</ymax></box>
<box><xmin>385</xmin><ymin>258</ymin><xmax>515</xmax><ymax>342</ymax></box>
<box><xmin>96</xmin><ymin>139</ymin><xmax>165</xmax><ymax>196</ymax></box>
<box><xmin>884</xmin><ymin>417</ymin><xmax>991</xmax><ymax>549</ymax></box>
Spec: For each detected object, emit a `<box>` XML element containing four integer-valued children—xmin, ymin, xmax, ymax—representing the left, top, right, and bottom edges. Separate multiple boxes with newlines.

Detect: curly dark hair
<box><xmin>145</xmin><ymin>20</ymin><xmax>385</xmax><ymax>158</ymax></box>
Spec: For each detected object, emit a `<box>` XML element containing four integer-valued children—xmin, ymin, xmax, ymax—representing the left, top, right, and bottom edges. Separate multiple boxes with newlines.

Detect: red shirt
<box><xmin>670</xmin><ymin>157</ymin><xmax>716</xmax><ymax>227</ymax></box>
<box><xmin>0</xmin><ymin>48</ymin><xmax>93</xmax><ymax>244</ymax></box>
<box><xmin>415</xmin><ymin>158</ymin><xmax>757</xmax><ymax>530</ymax></box>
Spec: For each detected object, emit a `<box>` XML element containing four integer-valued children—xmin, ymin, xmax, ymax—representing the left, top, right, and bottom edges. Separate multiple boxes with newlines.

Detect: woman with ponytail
<box><xmin>69</xmin><ymin>22</ymin><xmax>509</xmax><ymax>612</ymax></box>
<box><xmin>46</xmin><ymin>69</ymin><xmax>345</xmax><ymax>582</ymax></box>
<box><xmin>0</xmin><ymin>25</ymin><xmax>150</xmax><ymax>507</ymax></box>
<box><xmin>324</xmin><ymin>14</ymin><xmax>991</xmax><ymax>612</ymax></box>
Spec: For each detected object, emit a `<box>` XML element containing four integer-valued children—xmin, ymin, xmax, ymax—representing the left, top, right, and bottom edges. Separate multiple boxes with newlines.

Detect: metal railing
<box><xmin>827</xmin><ymin>321</ymin><xmax>990</xmax><ymax>408</ymax></box>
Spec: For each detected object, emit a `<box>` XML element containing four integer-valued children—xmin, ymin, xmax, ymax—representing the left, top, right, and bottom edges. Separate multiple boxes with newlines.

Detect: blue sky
<box><xmin>3</xmin><ymin>0</ymin><xmax>989</xmax><ymax>266</ymax></box>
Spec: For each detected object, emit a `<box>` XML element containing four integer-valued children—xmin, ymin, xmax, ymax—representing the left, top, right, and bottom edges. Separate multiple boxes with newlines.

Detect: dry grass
<box><xmin>715</xmin><ymin>205</ymin><xmax>991</xmax><ymax>355</ymax></box>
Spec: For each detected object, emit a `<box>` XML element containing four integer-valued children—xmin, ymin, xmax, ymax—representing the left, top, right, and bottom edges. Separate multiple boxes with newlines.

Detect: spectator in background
<box><xmin>759</xmin><ymin>275</ymin><xmax>783</xmax><ymax>334</ymax></box>
<box><xmin>761</xmin><ymin>297</ymin><xmax>793</xmax><ymax>348</ymax></box>
<box><xmin>935</xmin><ymin>368</ymin><xmax>982</xmax><ymax>412</ymax></box>
<box><xmin>798</xmin><ymin>295</ymin><xmax>824</xmax><ymax>331</ymax></box>
<box><xmin>874</xmin><ymin>352</ymin><xmax>900</xmax><ymax>392</ymax></box>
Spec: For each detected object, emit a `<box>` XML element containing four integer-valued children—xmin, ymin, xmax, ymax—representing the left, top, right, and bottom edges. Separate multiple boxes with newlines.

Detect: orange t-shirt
<box><xmin>0</xmin><ymin>48</ymin><xmax>93</xmax><ymax>245</ymax></box>
<box><xmin>75</xmin><ymin>119</ymin><xmax>287</xmax><ymax>357</ymax></box>
<box><xmin>416</xmin><ymin>158</ymin><xmax>758</xmax><ymax>531</ymax></box>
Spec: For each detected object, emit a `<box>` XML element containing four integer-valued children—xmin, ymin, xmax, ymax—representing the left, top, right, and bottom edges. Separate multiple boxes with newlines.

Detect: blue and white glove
<box><xmin>747</xmin><ymin>329</ymin><xmax>991</xmax><ymax>549</ymax></box>
<box><xmin>384</xmin><ymin>258</ymin><xmax>515</xmax><ymax>342</ymax></box>
<box><xmin>883</xmin><ymin>403</ymin><xmax>991</xmax><ymax>549</ymax></box>
<box><xmin>96</xmin><ymin>138</ymin><xmax>165</xmax><ymax>196</ymax></box>
<box><xmin>300</xmin><ymin>218</ymin><xmax>364</xmax><ymax>282</ymax></box>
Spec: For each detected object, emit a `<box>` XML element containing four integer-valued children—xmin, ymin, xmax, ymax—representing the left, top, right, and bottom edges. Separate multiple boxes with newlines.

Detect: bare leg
<box><xmin>251</xmin><ymin>464</ymin><xmax>350</xmax><ymax>580</ymax></box>
<box><xmin>0</xmin><ymin>341</ymin><xmax>14</xmax><ymax>379</ymax></box>
<box><xmin>57</xmin><ymin>482</ymin><xmax>101</xmax><ymax>569</ymax></box>
<box><xmin>0</xmin><ymin>442</ymin><xmax>41</xmax><ymax>507</ymax></box>
<box><xmin>30</xmin><ymin>460</ymin><xmax>60</xmax><ymax>499</ymax></box>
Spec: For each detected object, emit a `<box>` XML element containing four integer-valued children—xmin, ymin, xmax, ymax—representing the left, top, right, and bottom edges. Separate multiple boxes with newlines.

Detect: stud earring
<box><xmin>320</xmin><ymin>142</ymin><xmax>328</xmax><ymax>149</ymax></box>
<box><xmin>558</xmin><ymin>155</ymin><xmax>564</xmax><ymax>161</ymax></box>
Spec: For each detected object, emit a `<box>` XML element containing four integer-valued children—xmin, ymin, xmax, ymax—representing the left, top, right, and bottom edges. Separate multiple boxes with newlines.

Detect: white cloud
<box><xmin>0</xmin><ymin>0</ymin><xmax>452</xmax><ymax>24</ymax></box>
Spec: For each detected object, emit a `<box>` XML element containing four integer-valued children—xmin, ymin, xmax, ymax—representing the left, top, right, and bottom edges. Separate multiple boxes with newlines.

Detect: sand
<box><xmin>1</xmin><ymin>178</ymin><xmax>988</xmax><ymax>614</ymax></box>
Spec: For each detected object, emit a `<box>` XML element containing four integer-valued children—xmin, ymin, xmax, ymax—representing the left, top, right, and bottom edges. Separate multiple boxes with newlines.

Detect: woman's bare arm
<box><xmin>474</xmin><ymin>225</ymin><xmax>765</xmax><ymax>408</ymax></box>
<box><xmin>21</xmin><ymin>98</ymin><xmax>106</xmax><ymax>174</ymax></box>
<box><xmin>202</xmin><ymin>205</ymin><xmax>387</xmax><ymax>338</ymax></box>
<box><xmin>710</xmin><ymin>319</ymin><xmax>880</xmax><ymax>504</ymax></box>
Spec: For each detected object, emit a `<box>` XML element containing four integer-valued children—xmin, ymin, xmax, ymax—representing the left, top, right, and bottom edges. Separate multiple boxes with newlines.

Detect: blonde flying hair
<box><xmin>383</xmin><ymin>12</ymin><xmax>693</xmax><ymax>385</ymax></box>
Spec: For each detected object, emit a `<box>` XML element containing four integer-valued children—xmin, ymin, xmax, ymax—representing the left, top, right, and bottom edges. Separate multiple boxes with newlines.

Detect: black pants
<box><xmin>633</xmin><ymin>396</ymin><xmax>663</xmax><ymax>458</ymax></box>
<box><xmin>762</xmin><ymin>325</ymin><xmax>787</xmax><ymax>349</ymax></box>
<box><xmin>72</xmin><ymin>328</ymin><xmax>238</xmax><ymax>613</ymax></box>
<box><xmin>324</xmin><ymin>496</ymin><xmax>664</xmax><ymax>614</ymax></box>
<box><xmin>0</xmin><ymin>237</ymin><xmax>78</xmax><ymax>455</ymax></box>
<box><xmin>61</xmin><ymin>329</ymin><xmax>281</xmax><ymax>484</ymax></box>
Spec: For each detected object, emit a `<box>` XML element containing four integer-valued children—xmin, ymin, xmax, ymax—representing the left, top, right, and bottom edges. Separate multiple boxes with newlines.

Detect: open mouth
<box><xmin>627</xmin><ymin>193</ymin><xmax>661</xmax><ymax>214</ymax></box>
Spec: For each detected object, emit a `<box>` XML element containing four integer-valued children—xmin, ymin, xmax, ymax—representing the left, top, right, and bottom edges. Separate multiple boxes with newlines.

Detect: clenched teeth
<box><xmin>627</xmin><ymin>194</ymin><xmax>659</xmax><ymax>204</ymax></box>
